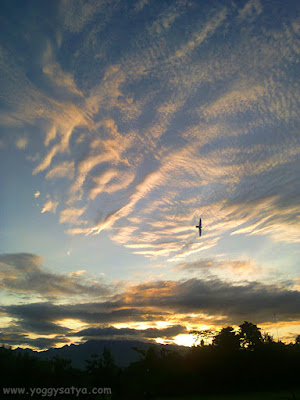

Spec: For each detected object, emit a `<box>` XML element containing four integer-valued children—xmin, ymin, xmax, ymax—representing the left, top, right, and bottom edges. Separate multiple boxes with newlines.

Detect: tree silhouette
<box><xmin>239</xmin><ymin>321</ymin><xmax>262</xmax><ymax>349</ymax></box>
<box><xmin>262</xmin><ymin>332</ymin><xmax>275</xmax><ymax>344</ymax></box>
<box><xmin>212</xmin><ymin>326</ymin><xmax>240</xmax><ymax>350</ymax></box>
<box><xmin>190</xmin><ymin>328</ymin><xmax>215</xmax><ymax>346</ymax></box>
<box><xmin>85</xmin><ymin>346</ymin><xmax>120</xmax><ymax>393</ymax></box>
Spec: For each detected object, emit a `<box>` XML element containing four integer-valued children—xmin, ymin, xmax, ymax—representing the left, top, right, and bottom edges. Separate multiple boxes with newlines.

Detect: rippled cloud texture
<box><xmin>0</xmin><ymin>0</ymin><xmax>299</xmax><ymax>349</ymax></box>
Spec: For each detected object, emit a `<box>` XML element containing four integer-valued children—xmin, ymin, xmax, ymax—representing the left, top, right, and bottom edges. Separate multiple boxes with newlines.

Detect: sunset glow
<box><xmin>0</xmin><ymin>0</ymin><xmax>299</xmax><ymax>351</ymax></box>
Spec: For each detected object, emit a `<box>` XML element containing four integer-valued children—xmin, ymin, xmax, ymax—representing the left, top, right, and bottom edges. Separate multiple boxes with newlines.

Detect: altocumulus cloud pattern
<box><xmin>0</xmin><ymin>0</ymin><xmax>299</xmax><ymax>349</ymax></box>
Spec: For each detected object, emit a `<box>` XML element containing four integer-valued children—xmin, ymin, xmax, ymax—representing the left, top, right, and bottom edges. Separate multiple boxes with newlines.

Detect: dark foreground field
<box><xmin>1</xmin><ymin>322</ymin><xmax>299</xmax><ymax>399</ymax></box>
<box><xmin>155</xmin><ymin>390</ymin><xmax>300</xmax><ymax>400</ymax></box>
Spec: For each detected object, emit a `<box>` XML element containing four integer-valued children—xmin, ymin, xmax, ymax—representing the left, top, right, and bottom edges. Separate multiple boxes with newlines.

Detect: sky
<box><xmin>0</xmin><ymin>0</ymin><xmax>299</xmax><ymax>350</ymax></box>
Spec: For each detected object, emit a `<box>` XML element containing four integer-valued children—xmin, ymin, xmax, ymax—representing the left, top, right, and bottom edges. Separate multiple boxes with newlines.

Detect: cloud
<box><xmin>59</xmin><ymin>206</ymin><xmax>87</xmax><ymax>225</ymax></box>
<box><xmin>33</xmin><ymin>145</ymin><xmax>60</xmax><ymax>175</ymax></box>
<box><xmin>46</xmin><ymin>161</ymin><xmax>75</xmax><ymax>180</ymax></box>
<box><xmin>18</xmin><ymin>319</ymin><xmax>71</xmax><ymax>335</ymax></box>
<box><xmin>68</xmin><ymin>270</ymin><xmax>87</xmax><ymax>277</ymax></box>
<box><xmin>0</xmin><ymin>329</ymin><xmax>69</xmax><ymax>349</ymax></box>
<box><xmin>71</xmin><ymin>168</ymin><xmax>166</xmax><ymax>236</ymax></box>
<box><xmin>41</xmin><ymin>199</ymin><xmax>59</xmax><ymax>214</ymax></box>
<box><xmin>293</xmin><ymin>277</ymin><xmax>300</xmax><ymax>291</ymax></box>
<box><xmin>117</xmin><ymin>278</ymin><xmax>300</xmax><ymax>325</ymax></box>
<box><xmin>0</xmin><ymin>0</ymin><xmax>299</xmax><ymax>353</ymax></box>
<box><xmin>34</xmin><ymin>191</ymin><xmax>41</xmax><ymax>198</ymax></box>
<box><xmin>72</xmin><ymin>324</ymin><xmax>187</xmax><ymax>340</ymax></box>
<box><xmin>59</xmin><ymin>0</ymin><xmax>119</xmax><ymax>33</ymax></box>
<box><xmin>42</xmin><ymin>42</ymin><xmax>83</xmax><ymax>96</ymax></box>
<box><xmin>0</xmin><ymin>0</ymin><xmax>299</xmax><ymax>282</ymax></box>
<box><xmin>3</xmin><ymin>302</ymin><xmax>165</xmax><ymax>326</ymax></box>
<box><xmin>148</xmin><ymin>2</ymin><xmax>185</xmax><ymax>37</ymax></box>
<box><xmin>0</xmin><ymin>253</ymin><xmax>42</xmax><ymax>273</ymax></box>
<box><xmin>88</xmin><ymin>169</ymin><xmax>134</xmax><ymax>200</ymax></box>
<box><xmin>225</xmin><ymin>168</ymin><xmax>300</xmax><ymax>243</ymax></box>
<box><xmin>238</xmin><ymin>0</ymin><xmax>262</xmax><ymax>22</ymax></box>
<box><xmin>88</xmin><ymin>169</ymin><xmax>118</xmax><ymax>200</ymax></box>
<box><xmin>3</xmin><ymin>276</ymin><xmax>300</xmax><ymax>331</ymax></box>
<box><xmin>45</xmin><ymin>125</ymin><xmax>57</xmax><ymax>146</ymax></box>
<box><xmin>65</xmin><ymin>119</ymin><xmax>134</xmax><ymax>203</ymax></box>
<box><xmin>0</xmin><ymin>253</ymin><xmax>110</xmax><ymax>298</ymax></box>
<box><xmin>133</xmin><ymin>0</ymin><xmax>149</xmax><ymax>14</ymax></box>
<box><xmin>200</xmin><ymin>85</ymin><xmax>265</xmax><ymax>120</ymax></box>
<box><xmin>177</xmin><ymin>257</ymin><xmax>260</xmax><ymax>280</ymax></box>
<box><xmin>173</xmin><ymin>8</ymin><xmax>227</xmax><ymax>60</ymax></box>
<box><xmin>1</xmin><ymin>260</ymin><xmax>299</xmax><ymax>348</ymax></box>
<box><xmin>15</xmin><ymin>137</ymin><xmax>28</xmax><ymax>149</ymax></box>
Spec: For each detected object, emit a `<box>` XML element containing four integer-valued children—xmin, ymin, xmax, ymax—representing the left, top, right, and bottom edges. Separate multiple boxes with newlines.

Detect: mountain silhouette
<box><xmin>15</xmin><ymin>339</ymin><xmax>187</xmax><ymax>369</ymax></box>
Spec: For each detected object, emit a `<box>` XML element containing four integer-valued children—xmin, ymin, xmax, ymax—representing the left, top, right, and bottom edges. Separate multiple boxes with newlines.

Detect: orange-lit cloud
<box><xmin>1</xmin><ymin>0</ymin><xmax>299</xmax><ymax>351</ymax></box>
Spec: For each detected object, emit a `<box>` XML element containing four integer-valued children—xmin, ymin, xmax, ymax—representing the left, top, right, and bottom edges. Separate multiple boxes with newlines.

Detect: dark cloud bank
<box><xmin>1</xmin><ymin>253</ymin><xmax>300</xmax><ymax>348</ymax></box>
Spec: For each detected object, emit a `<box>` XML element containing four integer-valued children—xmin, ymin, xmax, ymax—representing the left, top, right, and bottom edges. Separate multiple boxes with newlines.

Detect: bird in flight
<box><xmin>196</xmin><ymin>218</ymin><xmax>202</xmax><ymax>236</ymax></box>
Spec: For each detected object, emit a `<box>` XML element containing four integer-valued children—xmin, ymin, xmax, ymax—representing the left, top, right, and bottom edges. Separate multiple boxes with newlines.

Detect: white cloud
<box><xmin>46</xmin><ymin>161</ymin><xmax>75</xmax><ymax>180</ymax></box>
<box><xmin>41</xmin><ymin>199</ymin><xmax>59</xmax><ymax>214</ymax></box>
<box><xmin>59</xmin><ymin>206</ymin><xmax>86</xmax><ymax>225</ymax></box>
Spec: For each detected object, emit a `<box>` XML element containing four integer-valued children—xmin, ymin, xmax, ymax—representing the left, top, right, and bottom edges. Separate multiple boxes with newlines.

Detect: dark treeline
<box><xmin>1</xmin><ymin>322</ymin><xmax>300</xmax><ymax>399</ymax></box>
